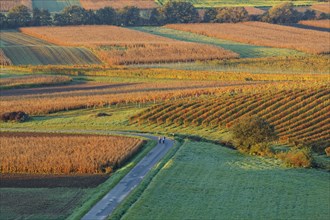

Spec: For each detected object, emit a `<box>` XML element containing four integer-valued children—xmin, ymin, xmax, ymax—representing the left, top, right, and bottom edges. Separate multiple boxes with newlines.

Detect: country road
<box><xmin>82</xmin><ymin>133</ymin><xmax>174</xmax><ymax>220</ymax></box>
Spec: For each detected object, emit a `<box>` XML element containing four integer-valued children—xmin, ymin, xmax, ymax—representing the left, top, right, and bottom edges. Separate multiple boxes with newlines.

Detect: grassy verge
<box><xmin>68</xmin><ymin>139</ymin><xmax>157</xmax><ymax>220</ymax></box>
<box><xmin>120</xmin><ymin>140</ymin><xmax>330</xmax><ymax>220</ymax></box>
<box><xmin>109</xmin><ymin>138</ymin><xmax>184</xmax><ymax>220</ymax></box>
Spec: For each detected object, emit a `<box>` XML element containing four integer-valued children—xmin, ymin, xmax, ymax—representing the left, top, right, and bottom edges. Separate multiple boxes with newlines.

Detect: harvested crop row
<box><xmin>80</xmin><ymin>0</ymin><xmax>157</xmax><ymax>9</ymax></box>
<box><xmin>166</xmin><ymin>22</ymin><xmax>330</xmax><ymax>54</ymax></box>
<box><xmin>299</xmin><ymin>19</ymin><xmax>330</xmax><ymax>29</ymax></box>
<box><xmin>0</xmin><ymin>132</ymin><xmax>143</xmax><ymax>174</ymax></box>
<box><xmin>20</xmin><ymin>25</ymin><xmax>239</xmax><ymax>65</ymax></box>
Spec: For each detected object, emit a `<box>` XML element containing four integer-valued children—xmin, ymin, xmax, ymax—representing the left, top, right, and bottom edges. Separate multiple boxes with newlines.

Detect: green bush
<box><xmin>230</xmin><ymin>115</ymin><xmax>278</xmax><ymax>152</ymax></box>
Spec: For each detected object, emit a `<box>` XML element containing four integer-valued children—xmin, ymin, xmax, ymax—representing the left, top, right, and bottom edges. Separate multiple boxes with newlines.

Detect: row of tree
<box><xmin>1</xmin><ymin>1</ymin><xmax>329</xmax><ymax>29</ymax></box>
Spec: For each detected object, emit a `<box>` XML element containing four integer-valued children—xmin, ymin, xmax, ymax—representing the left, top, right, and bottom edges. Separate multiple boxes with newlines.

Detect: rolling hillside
<box><xmin>0</xmin><ymin>30</ymin><xmax>101</xmax><ymax>65</ymax></box>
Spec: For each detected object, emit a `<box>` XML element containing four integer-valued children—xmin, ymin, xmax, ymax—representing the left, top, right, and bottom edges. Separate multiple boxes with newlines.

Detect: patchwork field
<box><xmin>80</xmin><ymin>0</ymin><xmax>157</xmax><ymax>9</ymax></box>
<box><xmin>115</xmin><ymin>141</ymin><xmax>330</xmax><ymax>220</ymax></box>
<box><xmin>299</xmin><ymin>19</ymin><xmax>330</xmax><ymax>29</ymax></box>
<box><xmin>166</xmin><ymin>22</ymin><xmax>330</xmax><ymax>54</ymax></box>
<box><xmin>132</xmin><ymin>26</ymin><xmax>304</xmax><ymax>58</ymax></box>
<box><xmin>20</xmin><ymin>25</ymin><xmax>238</xmax><ymax>65</ymax></box>
<box><xmin>132</xmin><ymin>85</ymin><xmax>330</xmax><ymax>150</ymax></box>
<box><xmin>0</xmin><ymin>30</ymin><xmax>101</xmax><ymax>65</ymax></box>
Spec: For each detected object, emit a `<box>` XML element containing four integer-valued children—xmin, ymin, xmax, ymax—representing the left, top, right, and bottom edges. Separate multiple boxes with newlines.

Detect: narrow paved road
<box><xmin>82</xmin><ymin>133</ymin><xmax>174</xmax><ymax>220</ymax></box>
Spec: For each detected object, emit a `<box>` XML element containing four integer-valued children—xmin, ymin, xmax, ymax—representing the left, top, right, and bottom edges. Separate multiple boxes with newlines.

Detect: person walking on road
<box><xmin>158</xmin><ymin>136</ymin><xmax>162</xmax><ymax>144</ymax></box>
<box><xmin>162</xmin><ymin>136</ymin><xmax>166</xmax><ymax>144</ymax></box>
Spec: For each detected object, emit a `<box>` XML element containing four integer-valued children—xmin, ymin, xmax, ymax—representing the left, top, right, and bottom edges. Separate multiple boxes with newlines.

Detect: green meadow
<box><xmin>116</xmin><ymin>141</ymin><xmax>330</xmax><ymax>220</ymax></box>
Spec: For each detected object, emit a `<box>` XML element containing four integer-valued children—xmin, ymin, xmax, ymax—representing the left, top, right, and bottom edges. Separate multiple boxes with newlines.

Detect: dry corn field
<box><xmin>0</xmin><ymin>132</ymin><xmax>143</xmax><ymax>174</ymax></box>
<box><xmin>0</xmin><ymin>75</ymin><xmax>72</xmax><ymax>89</ymax></box>
<box><xmin>0</xmin><ymin>0</ymin><xmax>32</xmax><ymax>12</ymax></box>
<box><xmin>299</xmin><ymin>19</ymin><xmax>330</xmax><ymax>29</ymax></box>
<box><xmin>311</xmin><ymin>3</ymin><xmax>330</xmax><ymax>13</ymax></box>
<box><xmin>80</xmin><ymin>0</ymin><xmax>157</xmax><ymax>9</ymax></box>
<box><xmin>166</xmin><ymin>22</ymin><xmax>330</xmax><ymax>54</ymax></box>
<box><xmin>20</xmin><ymin>26</ymin><xmax>238</xmax><ymax>65</ymax></box>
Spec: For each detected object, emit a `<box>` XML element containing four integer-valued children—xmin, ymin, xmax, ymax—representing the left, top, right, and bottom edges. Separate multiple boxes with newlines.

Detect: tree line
<box><xmin>1</xmin><ymin>1</ymin><xmax>329</xmax><ymax>29</ymax></box>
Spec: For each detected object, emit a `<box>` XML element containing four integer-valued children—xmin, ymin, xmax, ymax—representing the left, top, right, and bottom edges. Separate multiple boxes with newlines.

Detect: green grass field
<box><xmin>156</xmin><ymin>0</ymin><xmax>318</xmax><ymax>7</ymax></box>
<box><xmin>116</xmin><ymin>141</ymin><xmax>330</xmax><ymax>220</ymax></box>
<box><xmin>0</xmin><ymin>30</ymin><xmax>101</xmax><ymax>65</ymax></box>
<box><xmin>132</xmin><ymin>27</ymin><xmax>303</xmax><ymax>59</ymax></box>
<box><xmin>32</xmin><ymin>0</ymin><xmax>81</xmax><ymax>12</ymax></box>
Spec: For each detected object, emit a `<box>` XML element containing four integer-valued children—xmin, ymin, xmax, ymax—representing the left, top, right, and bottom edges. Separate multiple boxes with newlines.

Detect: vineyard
<box><xmin>166</xmin><ymin>22</ymin><xmax>330</xmax><ymax>54</ymax></box>
<box><xmin>0</xmin><ymin>81</ymin><xmax>268</xmax><ymax>115</ymax></box>
<box><xmin>0</xmin><ymin>31</ymin><xmax>101</xmax><ymax>65</ymax></box>
<box><xmin>0</xmin><ymin>75</ymin><xmax>72</xmax><ymax>89</ymax></box>
<box><xmin>132</xmin><ymin>26</ymin><xmax>304</xmax><ymax>59</ymax></box>
<box><xmin>299</xmin><ymin>19</ymin><xmax>330</xmax><ymax>29</ymax></box>
<box><xmin>131</xmin><ymin>85</ymin><xmax>330</xmax><ymax>149</ymax></box>
<box><xmin>20</xmin><ymin>25</ymin><xmax>238</xmax><ymax>65</ymax></box>
<box><xmin>80</xmin><ymin>0</ymin><xmax>157</xmax><ymax>9</ymax></box>
<box><xmin>0</xmin><ymin>132</ymin><xmax>143</xmax><ymax>174</ymax></box>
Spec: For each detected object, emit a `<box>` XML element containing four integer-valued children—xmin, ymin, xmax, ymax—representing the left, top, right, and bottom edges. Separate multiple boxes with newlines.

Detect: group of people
<box><xmin>158</xmin><ymin>136</ymin><xmax>166</xmax><ymax>144</ymax></box>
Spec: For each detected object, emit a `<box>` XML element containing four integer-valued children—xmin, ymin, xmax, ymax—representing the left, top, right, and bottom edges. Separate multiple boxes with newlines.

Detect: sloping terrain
<box><xmin>0</xmin><ymin>30</ymin><xmax>101</xmax><ymax>65</ymax></box>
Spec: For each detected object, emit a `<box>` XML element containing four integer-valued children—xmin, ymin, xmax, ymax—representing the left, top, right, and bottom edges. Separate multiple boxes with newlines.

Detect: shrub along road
<box><xmin>82</xmin><ymin>133</ymin><xmax>174</xmax><ymax>220</ymax></box>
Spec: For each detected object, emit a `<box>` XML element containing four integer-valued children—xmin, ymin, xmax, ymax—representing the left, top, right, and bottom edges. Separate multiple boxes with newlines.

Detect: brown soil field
<box><xmin>20</xmin><ymin>26</ymin><xmax>238</xmax><ymax>64</ymax></box>
<box><xmin>299</xmin><ymin>19</ymin><xmax>330</xmax><ymax>29</ymax></box>
<box><xmin>166</xmin><ymin>22</ymin><xmax>330</xmax><ymax>54</ymax></box>
<box><xmin>0</xmin><ymin>132</ymin><xmax>144</xmax><ymax>175</ymax></box>
<box><xmin>0</xmin><ymin>0</ymin><xmax>32</xmax><ymax>12</ymax></box>
<box><xmin>0</xmin><ymin>173</ymin><xmax>108</xmax><ymax>188</ymax></box>
<box><xmin>80</xmin><ymin>0</ymin><xmax>157</xmax><ymax>9</ymax></box>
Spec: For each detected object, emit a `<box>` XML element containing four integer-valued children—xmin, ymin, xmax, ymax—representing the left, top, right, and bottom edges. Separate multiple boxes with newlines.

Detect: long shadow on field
<box><xmin>0</xmin><ymin>83</ymin><xmax>138</xmax><ymax>97</ymax></box>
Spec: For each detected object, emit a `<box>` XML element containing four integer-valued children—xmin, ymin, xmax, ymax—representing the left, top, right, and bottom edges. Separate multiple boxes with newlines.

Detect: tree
<box><xmin>62</xmin><ymin>5</ymin><xmax>89</xmax><ymax>25</ymax></box>
<box><xmin>118</xmin><ymin>6</ymin><xmax>141</xmax><ymax>26</ymax></box>
<box><xmin>230</xmin><ymin>116</ymin><xmax>278</xmax><ymax>152</ymax></box>
<box><xmin>161</xmin><ymin>1</ymin><xmax>199</xmax><ymax>24</ymax></box>
<box><xmin>7</xmin><ymin>5</ymin><xmax>32</xmax><ymax>27</ymax></box>
<box><xmin>215</xmin><ymin>7</ymin><xmax>249</xmax><ymax>23</ymax></box>
<box><xmin>53</xmin><ymin>13</ymin><xmax>68</xmax><ymax>26</ymax></box>
<box><xmin>203</xmin><ymin>8</ymin><xmax>217</xmax><ymax>22</ymax></box>
<box><xmin>148</xmin><ymin>8</ymin><xmax>164</xmax><ymax>25</ymax></box>
<box><xmin>301</xmin><ymin>10</ymin><xmax>316</xmax><ymax>21</ymax></box>
<box><xmin>0</xmin><ymin>13</ymin><xmax>8</xmax><ymax>29</ymax></box>
<box><xmin>262</xmin><ymin>2</ymin><xmax>301</xmax><ymax>24</ymax></box>
<box><xmin>39</xmin><ymin>9</ymin><xmax>52</xmax><ymax>26</ymax></box>
<box><xmin>32</xmin><ymin>8</ymin><xmax>42</xmax><ymax>26</ymax></box>
<box><xmin>96</xmin><ymin>7</ymin><xmax>117</xmax><ymax>25</ymax></box>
